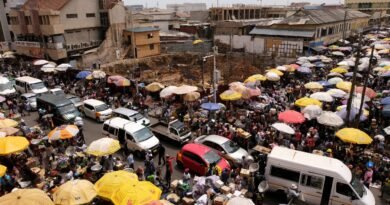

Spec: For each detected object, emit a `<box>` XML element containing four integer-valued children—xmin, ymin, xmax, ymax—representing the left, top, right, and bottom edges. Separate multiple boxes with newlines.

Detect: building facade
<box><xmin>123</xmin><ymin>27</ymin><xmax>160</xmax><ymax>58</ymax></box>
<box><xmin>345</xmin><ymin>0</ymin><xmax>390</xmax><ymax>14</ymax></box>
<box><xmin>7</xmin><ymin>0</ymin><xmax>118</xmax><ymax>60</ymax></box>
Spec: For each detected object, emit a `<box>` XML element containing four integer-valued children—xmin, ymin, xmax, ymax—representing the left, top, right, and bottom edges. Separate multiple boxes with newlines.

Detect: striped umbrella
<box><xmin>48</xmin><ymin>125</ymin><xmax>79</xmax><ymax>140</ymax></box>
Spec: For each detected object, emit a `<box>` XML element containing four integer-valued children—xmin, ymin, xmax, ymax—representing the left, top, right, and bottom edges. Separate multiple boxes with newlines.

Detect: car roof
<box><xmin>50</xmin><ymin>88</ymin><xmax>62</xmax><ymax>91</ymax></box>
<box><xmin>65</xmin><ymin>94</ymin><xmax>78</xmax><ymax>99</ymax></box>
<box><xmin>21</xmin><ymin>93</ymin><xmax>36</xmax><ymax>98</ymax></box>
<box><xmin>113</xmin><ymin>107</ymin><xmax>138</xmax><ymax>116</ymax></box>
<box><xmin>16</xmin><ymin>76</ymin><xmax>42</xmax><ymax>83</ymax></box>
<box><xmin>104</xmin><ymin>117</ymin><xmax>144</xmax><ymax>132</ymax></box>
<box><xmin>182</xmin><ymin>143</ymin><xmax>211</xmax><ymax>156</ymax></box>
<box><xmin>83</xmin><ymin>99</ymin><xmax>105</xmax><ymax>106</ymax></box>
<box><xmin>37</xmin><ymin>94</ymin><xmax>72</xmax><ymax>106</ymax></box>
<box><xmin>202</xmin><ymin>135</ymin><xmax>229</xmax><ymax>145</ymax></box>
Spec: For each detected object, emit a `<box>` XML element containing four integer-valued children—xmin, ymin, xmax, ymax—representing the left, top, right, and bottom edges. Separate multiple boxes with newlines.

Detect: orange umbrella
<box><xmin>354</xmin><ymin>86</ymin><xmax>377</xmax><ymax>99</ymax></box>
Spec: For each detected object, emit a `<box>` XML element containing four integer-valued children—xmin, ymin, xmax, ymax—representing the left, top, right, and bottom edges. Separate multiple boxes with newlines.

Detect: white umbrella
<box><xmin>384</xmin><ymin>126</ymin><xmax>390</xmax><ymax>135</ymax></box>
<box><xmin>276</xmin><ymin>65</ymin><xmax>287</xmax><ymax>71</ymax></box>
<box><xmin>327</xmin><ymin>77</ymin><xmax>343</xmax><ymax>85</ymax></box>
<box><xmin>374</xmin><ymin>135</ymin><xmax>385</xmax><ymax>142</ymax></box>
<box><xmin>271</xmin><ymin>123</ymin><xmax>295</xmax><ymax>135</ymax></box>
<box><xmin>41</xmin><ymin>64</ymin><xmax>56</xmax><ymax>73</ymax></box>
<box><xmin>310</xmin><ymin>92</ymin><xmax>334</xmax><ymax>102</ymax></box>
<box><xmin>92</xmin><ymin>70</ymin><xmax>106</xmax><ymax>79</ymax></box>
<box><xmin>227</xmin><ymin>197</ymin><xmax>255</xmax><ymax>205</ymax></box>
<box><xmin>56</xmin><ymin>63</ymin><xmax>72</xmax><ymax>71</ymax></box>
<box><xmin>327</xmin><ymin>72</ymin><xmax>344</xmax><ymax>78</ymax></box>
<box><xmin>33</xmin><ymin>59</ymin><xmax>48</xmax><ymax>66</ymax></box>
<box><xmin>327</xmin><ymin>89</ymin><xmax>346</xmax><ymax>98</ymax></box>
<box><xmin>337</xmin><ymin>61</ymin><xmax>349</xmax><ymax>66</ymax></box>
<box><xmin>317</xmin><ymin>111</ymin><xmax>344</xmax><ymax>127</ymax></box>
<box><xmin>301</xmin><ymin>105</ymin><xmax>323</xmax><ymax>120</ymax></box>
<box><xmin>265</xmin><ymin>72</ymin><xmax>280</xmax><ymax>81</ymax></box>
<box><xmin>332</xmin><ymin>51</ymin><xmax>345</xmax><ymax>56</ymax></box>
<box><xmin>160</xmin><ymin>86</ymin><xmax>178</xmax><ymax>98</ymax></box>
<box><xmin>173</xmin><ymin>85</ymin><xmax>198</xmax><ymax>95</ymax></box>
<box><xmin>307</xmin><ymin>56</ymin><xmax>319</xmax><ymax>62</ymax></box>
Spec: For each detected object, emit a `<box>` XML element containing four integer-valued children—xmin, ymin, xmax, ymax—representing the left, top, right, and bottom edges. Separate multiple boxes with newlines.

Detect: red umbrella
<box><xmin>278</xmin><ymin>110</ymin><xmax>305</xmax><ymax>124</ymax></box>
<box><xmin>354</xmin><ymin>86</ymin><xmax>376</xmax><ymax>99</ymax></box>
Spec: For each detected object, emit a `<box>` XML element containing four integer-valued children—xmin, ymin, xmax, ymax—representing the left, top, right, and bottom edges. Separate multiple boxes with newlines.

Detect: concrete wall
<box><xmin>161</xmin><ymin>40</ymin><xmax>213</xmax><ymax>53</ymax></box>
<box><xmin>64</xmin><ymin>28</ymin><xmax>101</xmax><ymax>45</ymax></box>
<box><xmin>109</xmin><ymin>3</ymin><xmax>126</xmax><ymax>25</ymax></box>
<box><xmin>134</xmin><ymin>30</ymin><xmax>160</xmax><ymax>45</ymax></box>
<box><xmin>215</xmin><ymin>35</ymin><xmax>265</xmax><ymax>54</ymax></box>
<box><xmin>60</xmin><ymin>0</ymin><xmax>101</xmax><ymax>31</ymax></box>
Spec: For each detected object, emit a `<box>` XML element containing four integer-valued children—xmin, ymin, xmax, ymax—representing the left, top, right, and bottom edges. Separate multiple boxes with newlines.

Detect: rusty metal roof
<box><xmin>249</xmin><ymin>28</ymin><xmax>314</xmax><ymax>38</ymax></box>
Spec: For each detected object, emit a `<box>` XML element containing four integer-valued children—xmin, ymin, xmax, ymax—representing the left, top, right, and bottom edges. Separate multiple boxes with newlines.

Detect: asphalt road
<box><xmin>22</xmin><ymin>111</ymin><xmax>386</xmax><ymax>205</ymax></box>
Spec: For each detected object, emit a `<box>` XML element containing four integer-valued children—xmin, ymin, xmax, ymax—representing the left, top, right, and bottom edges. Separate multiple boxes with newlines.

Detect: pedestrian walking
<box><xmin>165</xmin><ymin>154</ymin><xmax>173</xmax><ymax>187</ymax></box>
<box><xmin>158</xmin><ymin>144</ymin><xmax>166</xmax><ymax>165</ymax></box>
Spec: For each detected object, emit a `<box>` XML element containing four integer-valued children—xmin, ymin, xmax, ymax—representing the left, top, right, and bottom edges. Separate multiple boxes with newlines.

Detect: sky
<box><xmin>123</xmin><ymin>0</ymin><xmax>343</xmax><ymax>9</ymax></box>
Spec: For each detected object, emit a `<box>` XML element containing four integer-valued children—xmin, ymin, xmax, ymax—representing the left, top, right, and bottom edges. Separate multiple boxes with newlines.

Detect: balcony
<box><xmin>40</xmin><ymin>24</ymin><xmax>64</xmax><ymax>35</ymax></box>
<box><xmin>46</xmin><ymin>48</ymin><xmax>67</xmax><ymax>60</ymax></box>
<box><xmin>13</xmin><ymin>41</ymin><xmax>44</xmax><ymax>58</ymax></box>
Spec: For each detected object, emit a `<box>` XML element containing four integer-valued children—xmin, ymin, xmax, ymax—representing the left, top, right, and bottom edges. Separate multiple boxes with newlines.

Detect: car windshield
<box><xmin>58</xmin><ymin>104</ymin><xmax>76</xmax><ymax>114</ymax></box>
<box><xmin>221</xmin><ymin>140</ymin><xmax>240</xmax><ymax>153</ymax></box>
<box><xmin>95</xmin><ymin>104</ymin><xmax>109</xmax><ymax>112</ymax></box>
<box><xmin>53</xmin><ymin>90</ymin><xmax>65</xmax><ymax>95</ymax></box>
<box><xmin>130</xmin><ymin>113</ymin><xmax>144</xmax><ymax>121</ymax></box>
<box><xmin>0</xmin><ymin>82</ymin><xmax>13</xmax><ymax>91</ymax></box>
<box><xmin>133</xmin><ymin>127</ymin><xmax>153</xmax><ymax>142</ymax></box>
<box><xmin>30</xmin><ymin>82</ymin><xmax>45</xmax><ymax>90</ymax></box>
<box><xmin>171</xmin><ymin>121</ymin><xmax>190</xmax><ymax>136</ymax></box>
<box><xmin>350</xmin><ymin>176</ymin><xmax>365</xmax><ymax>198</ymax></box>
<box><xmin>204</xmin><ymin>150</ymin><xmax>221</xmax><ymax>164</ymax></box>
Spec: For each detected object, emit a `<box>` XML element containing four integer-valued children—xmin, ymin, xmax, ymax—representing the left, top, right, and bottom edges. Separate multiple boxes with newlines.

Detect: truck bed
<box><xmin>150</xmin><ymin>123</ymin><xmax>169</xmax><ymax>136</ymax></box>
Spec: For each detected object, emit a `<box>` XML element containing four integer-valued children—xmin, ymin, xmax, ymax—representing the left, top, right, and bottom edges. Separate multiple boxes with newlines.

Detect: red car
<box><xmin>176</xmin><ymin>143</ymin><xmax>230</xmax><ymax>176</ymax></box>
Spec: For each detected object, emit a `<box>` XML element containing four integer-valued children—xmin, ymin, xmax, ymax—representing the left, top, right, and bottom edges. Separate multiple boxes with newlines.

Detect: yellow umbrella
<box><xmin>304</xmin><ymin>82</ymin><xmax>323</xmax><ymax>90</ymax></box>
<box><xmin>335</xmin><ymin>128</ymin><xmax>372</xmax><ymax>144</ymax></box>
<box><xmin>0</xmin><ymin>164</ymin><xmax>6</xmax><ymax>177</ymax></box>
<box><xmin>145</xmin><ymin>82</ymin><xmax>165</xmax><ymax>92</ymax></box>
<box><xmin>330</xmin><ymin>67</ymin><xmax>348</xmax><ymax>74</ymax></box>
<box><xmin>86</xmin><ymin>137</ymin><xmax>120</xmax><ymax>157</ymax></box>
<box><xmin>336</xmin><ymin>81</ymin><xmax>352</xmax><ymax>91</ymax></box>
<box><xmin>95</xmin><ymin>171</ymin><xmax>139</xmax><ymax>200</ymax></box>
<box><xmin>268</xmin><ymin>69</ymin><xmax>284</xmax><ymax>76</ymax></box>
<box><xmin>111</xmin><ymin>181</ymin><xmax>162</xmax><ymax>205</ymax></box>
<box><xmin>295</xmin><ymin>97</ymin><xmax>322</xmax><ymax>107</ymax></box>
<box><xmin>0</xmin><ymin>118</ymin><xmax>18</xmax><ymax>129</ymax></box>
<box><xmin>245</xmin><ymin>74</ymin><xmax>266</xmax><ymax>82</ymax></box>
<box><xmin>48</xmin><ymin>125</ymin><xmax>79</xmax><ymax>140</ymax></box>
<box><xmin>0</xmin><ymin>188</ymin><xmax>54</xmax><ymax>205</ymax></box>
<box><xmin>0</xmin><ymin>136</ymin><xmax>29</xmax><ymax>155</ymax></box>
<box><xmin>220</xmin><ymin>90</ymin><xmax>242</xmax><ymax>101</ymax></box>
<box><xmin>184</xmin><ymin>92</ymin><xmax>200</xmax><ymax>102</ymax></box>
<box><xmin>192</xmin><ymin>39</ymin><xmax>204</xmax><ymax>45</ymax></box>
<box><xmin>53</xmin><ymin>179</ymin><xmax>96</xmax><ymax>205</ymax></box>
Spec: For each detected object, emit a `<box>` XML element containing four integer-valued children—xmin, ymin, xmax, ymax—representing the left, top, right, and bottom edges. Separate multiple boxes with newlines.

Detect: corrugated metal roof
<box><xmin>23</xmin><ymin>0</ymin><xmax>70</xmax><ymax>10</ymax></box>
<box><xmin>125</xmin><ymin>27</ymin><xmax>160</xmax><ymax>33</ymax></box>
<box><xmin>249</xmin><ymin>28</ymin><xmax>314</xmax><ymax>38</ymax></box>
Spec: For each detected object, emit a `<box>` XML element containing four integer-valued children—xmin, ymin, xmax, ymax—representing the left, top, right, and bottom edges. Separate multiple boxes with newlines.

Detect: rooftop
<box><xmin>23</xmin><ymin>0</ymin><xmax>70</xmax><ymax>10</ymax></box>
<box><xmin>250</xmin><ymin>28</ymin><xmax>314</xmax><ymax>38</ymax></box>
<box><xmin>125</xmin><ymin>27</ymin><xmax>160</xmax><ymax>33</ymax></box>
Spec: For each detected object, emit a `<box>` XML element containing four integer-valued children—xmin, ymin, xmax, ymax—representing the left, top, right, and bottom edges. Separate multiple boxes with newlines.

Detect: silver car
<box><xmin>21</xmin><ymin>93</ymin><xmax>37</xmax><ymax>111</ymax></box>
<box><xmin>194</xmin><ymin>135</ymin><xmax>253</xmax><ymax>166</ymax></box>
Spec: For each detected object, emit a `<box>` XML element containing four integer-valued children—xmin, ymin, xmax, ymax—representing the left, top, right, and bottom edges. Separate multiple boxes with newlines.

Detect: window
<box><xmin>336</xmin><ymin>182</ymin><xmax>357</xmax><ymax>198</ymax></box>
<box><xmin>321</xmin><ymin>28</ymin><xmax>327</xmax><ymax>37</ymax></box>
<box><xmin>86</xmin><ymin>13</ymin><xmax>96</xmax><ymax>18</ymax></box>
<box><xmin>270</xmin><ymin>166</ymin><xmax>300</xmax><ymax>182</ymax></box>
<box><xmin>66</xmin><ymin>14</ymin><xmax>78</xmax><ymax>19</ymax></box>
<box><xmin>108</xmin><ymin>126</ymin><xmax>117</xmax><ymax>135</ymax></box>
<box><xmin>103</xmin><ymin>124</ymin><xmax>109</xmax><ymax>132</ymax></box>
<box><xmin>118</xmin><ymin>129</ymin><xmax>126</xmax><ymax>142</ymax></box>
<box><xmin>147</xmin><ymin>33</ymin><xmax>153</xmax><ymax>38</ymax></box>
<box><xmin>126</xmin><ymin>133</ymin><xmax>135</xmax><ymax>142</ymax></box>
<box><xmin>25</xmin><ymin>16</ymin><xmax>32</xmax><ymax>25</ymax></box>
<box><xmin>300</xmin><ymin>174</ymin><xmax>323</xmax><ymax>189</ymax></box>
<box><xmin>183</xmin><ymin>151</ymin><xmax>205</xmax><ymax>165</ymax></box>
<box><xmin>84</xmin><ymin>104</ymin><xmax>94</xmax><ymax>110</ymax></box>
<box><xmin>169</xmin><ymin>128</ymin><xmax>177</xmax><ymax>134</ymax></box>
<box><xmin>149</xmin><ymin>44</ymin><xmax>154</xmax><ymax>50</ymax></box>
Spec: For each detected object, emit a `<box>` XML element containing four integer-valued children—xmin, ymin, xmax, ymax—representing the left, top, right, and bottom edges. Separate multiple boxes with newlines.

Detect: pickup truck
<box><xmin>150</xmin><ymin>120</ymin><xmax>192</xmax><ymax>144</ymax></box>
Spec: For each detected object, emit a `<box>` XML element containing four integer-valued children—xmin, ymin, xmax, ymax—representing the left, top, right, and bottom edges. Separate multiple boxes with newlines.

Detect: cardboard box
<box><xmin>215</xmin><ymin>180</ymin><xmax>224</xmax><ymax>188</ymax></box>
<box><xmin>240</xmin><ymin>169</ymin><xmax>250</xmax><ymax>177</ymax></box>
<box><xmin>182</xmin><ymin>197</ymin><xmax>195</xmax><ymax>205</ymax></box>
<box><xmin>240</xmin><ymin>189</ymin><xmax>248</xmax><ymax>196</ymax></box>
<box><xmin>170</xmin><ymin>180</ymin><xmax>179</xmax><ymax>189</ymax></box>
<box><xmin>166</xmin><ymin>193</ymin><xmax>180</xmax><ymax>203</ymax></box>
<box><xmin>213</xmin><ymin>196</ymin><xmax>227</xmax><ymax>205</ymax></box>
<box><xmin>221</xmin><ymin>186</ymin><xmax>231</xmax><ymax>194</ymax></box>
<box><xmin>160</xmin><ymin>200</ymin><xmax>174</xmax><ymax>205</ymax></box>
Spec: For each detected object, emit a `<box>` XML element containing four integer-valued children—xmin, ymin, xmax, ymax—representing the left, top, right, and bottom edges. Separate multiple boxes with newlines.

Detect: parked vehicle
<box><xmin>112</xmin><ymin>107</ymin><xmax>150</xmax><ymax>126</ymax></box>
<box><xmin>49</xmin><ymin>88</ymin><xmax>65</xmax><ymax>96</ymax></box>
<box><xmin>265</xmin><ymin>147</ymin><xmax>375</xmax><ymax>205</ymax></box>
<box><xmin>20</xmin><ymin>93</ymin><xmax>37</xmax><ymax>111</ymax></box>
<box><xmin>194</xmin><ymin>135</ymin><xmax>253</xmax><ymax>166</ymax></box>
<box><xmin>176</xmin><ymin>143</ymin><xmax>230</xmax><ymax>176</ymax></box>
<box><xmin>15</xmin><ymin>76</ymin><xmax>48</xmax><ymax>95</ymax></box>
<box><xmin>82</xmin><ymin>99</ymin><xmax>112</xmax><ymax>122</ymax></box>
<box><xmin>65</xmin><ymin>95</ymin><xmax>83</xmax><ymax>110</ymax></box>
<box><xmin>37</xmin><ymin>94</ymin><xmax>81</xmax><ymax>125</ymax></box>
<box><xmin>0</xmin><ymin>76</ymin><xmax>16</xmax><ymax>96</ymax></box>
<box><xmin>103</xmin><ymin>117</ymin><xmax>160</xmax><ymax>158</ymax></box>
<box><xmin>150</xmin><ymin>120</ymin><xmax>192</xmax><ymax>144</ymax></box>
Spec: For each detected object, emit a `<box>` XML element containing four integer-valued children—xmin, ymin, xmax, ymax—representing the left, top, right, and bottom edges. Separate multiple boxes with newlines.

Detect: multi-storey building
<box><xmin>345</xmin><ymin>0</ymin><xmax>390</xmax><ymax>15</ymax></box>
<box><xmin>7</xmin><ymin>0</ymin><xmax>118</xmax><ymax>60</ymax></box>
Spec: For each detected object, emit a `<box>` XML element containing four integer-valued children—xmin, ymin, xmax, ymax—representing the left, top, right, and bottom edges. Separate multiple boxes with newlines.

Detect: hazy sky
<box><xmin>123</xmin><ymin>0</ymin><xmax>343</xmax><ymax>8</ymax></box>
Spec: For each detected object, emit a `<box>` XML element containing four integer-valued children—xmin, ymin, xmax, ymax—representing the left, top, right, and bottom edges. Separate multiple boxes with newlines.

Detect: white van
<box><xmin>83</xmin><ymin>99</ymin><xmax>112</xmax><ymax>122</ymax></box>
<box><xmin>0</xmin><ymin>77</ymin><xmax>16</xmax><ymax>96</ymax></box>
<box><xmin>113</xmin><ymin>107</ymin><xmax>150</xmax><ymax>126</ymax></box>
<box><xmin>15</xmin><ymin>76</ymin><xmax>48</xmax><ymax>94</ymax></box>
<box><xmin>103</xmin><ymin>117</ymin><xmax>160</xmax><ymax>157</ymax></box>
<box><xmin>265</xmin><ymin>147</ymin><xmax>375</xmax><ymax>205</ymax></box>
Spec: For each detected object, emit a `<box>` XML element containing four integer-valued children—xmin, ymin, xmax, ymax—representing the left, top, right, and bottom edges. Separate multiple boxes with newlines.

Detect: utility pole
<box><xmin>342</xmin><ymin>8</ymin><xmax>348</xmax><ymax>44</ymax></box>
<box><xmin>377</xmin><ymin>9</ymin><xmax>383</xmax><ymax>34</ymax></box>
<box><xmin>346</xmin><ymin>33</ymin><xmax>361</xmax><ymax>126</ymax></box>
<box><xmin>213</xmin><ymin>46</ymin><xmax>218</xmax><ymax>103</ymax></box>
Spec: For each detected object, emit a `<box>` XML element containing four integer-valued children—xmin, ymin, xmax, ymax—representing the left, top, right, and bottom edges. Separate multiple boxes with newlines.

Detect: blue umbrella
<box><xmin>297</xmin><ymin>67</ymin><xmax>312</xmax><ymax>74</ymax></box>
<box><xmin>76</xmin><ymin>71</ymin><xmax>91</xmax><ymax>79</ymax></box>
<box><xmin>315</xmin><ymin>62</ymin><xmax>325</xmax><ymax>68</ymax></box>
<box><xmin>201</xmin><ymin>102</ymin><xmax>221</xmax><ymax>111</ymax></box>
<box><xmin>337</xmin><ymin>107</ymin><xmax>367</xmax><ymax>121</ymax></box>
<box><xmin>366</xmin><ymin>161</ymin><xmax>374</xmax><ymax>168</ymax></box>
<box><xmin>381</xmin><ymin>97</ymin><xmax>390</xmax><ymax>105</ymax></box>
<box><xmin>317</xmin><ymin>80</ymin><xmax>331</xmax><ymax>87</ymax></box>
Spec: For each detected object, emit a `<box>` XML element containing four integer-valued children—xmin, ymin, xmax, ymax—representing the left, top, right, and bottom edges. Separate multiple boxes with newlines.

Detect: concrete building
<box><xmin>7</xmin><ymin>0</ymin><xmax>118</xmax><ymax>60</ymax></box>
<box><xmin>345</xmin><ymin>0</ymin><xmax>390</xmax><ymax>15</ymax></box>
<box><xmin>210</xmin><ymin>5</ymin><xmax>298</xmax><ymax>21</ymax></box>
<box><xmin>130</xmin><ymin>9</ymin><xmax>188</xmax><ymax>32</ymax></box>
<box><xmin>166</xmin><ymin>3</ymin><xmax>207</xmax><ymax>13</ymax></box>
<box><xmin>123</xmin><ymin>26</ymin><xmax>160</xmax><ymax>58</ymax></box>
